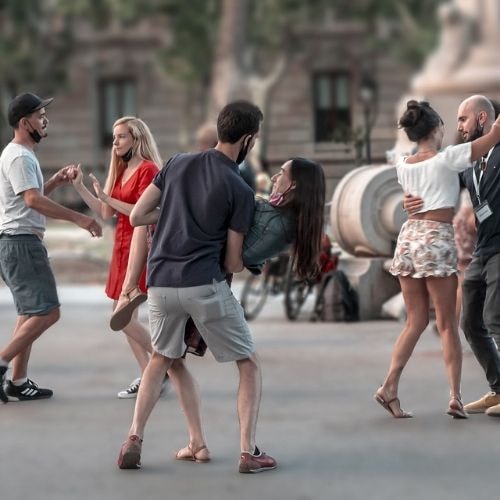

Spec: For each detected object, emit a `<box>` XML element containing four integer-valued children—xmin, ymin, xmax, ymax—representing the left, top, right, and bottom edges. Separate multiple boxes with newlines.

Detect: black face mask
<box><xmin>236</xmin><ymin>135</ymin><xmax>252</xmax><ymax>165</ymax></box>
<box><xmin>121</xmin><ymin>148</ymin><xmax>133</xmax><ymax>163</ymax></box>
<box><xmin>26</xmin><ymin>121</ymin><xmax>42</xmax><ymax>143</ymax></box>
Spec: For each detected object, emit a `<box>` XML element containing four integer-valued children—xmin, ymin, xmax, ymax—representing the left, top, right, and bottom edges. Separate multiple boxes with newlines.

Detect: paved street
<box><xmin>0</xmin><ymin>283</ymin><xmax>498</xmax><ymax>500</ymax></box>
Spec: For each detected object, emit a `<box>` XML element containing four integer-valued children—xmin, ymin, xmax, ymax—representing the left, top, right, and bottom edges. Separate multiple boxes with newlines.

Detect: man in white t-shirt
<box><xmin>0</xmin><ymin>93</ymin><xmax>102</xmax><ymax>403</ymax></box>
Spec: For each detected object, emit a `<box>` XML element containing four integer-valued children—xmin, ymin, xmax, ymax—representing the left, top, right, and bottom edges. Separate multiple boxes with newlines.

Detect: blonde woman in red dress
<box><xmin>72</xmin><ymin>116</ymin><xmax>161</xmax><ymax>398</ymax></box>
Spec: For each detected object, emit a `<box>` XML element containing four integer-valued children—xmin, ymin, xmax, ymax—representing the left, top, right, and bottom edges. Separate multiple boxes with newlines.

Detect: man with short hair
<box><xmin>404</xmin><ymin>95</ymin><xmax>500</xmax><ymax>417</ymax></box>
<box><xmin>117</xmin><ymin>100</ymin><xmax>277</xmax><ymax>473</ymax></box>
<box><xmin>0</xmin><ymin>92</ymin><xmax>102</xmax><ymax>403</ymax></box>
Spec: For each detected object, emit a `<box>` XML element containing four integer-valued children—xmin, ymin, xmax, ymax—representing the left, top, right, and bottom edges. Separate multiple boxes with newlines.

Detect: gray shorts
<box><xmin>0</xmin><ymin>234</ymin><xmax>60</xmax><ymax>316</ymax></box>
<box><xmin>148</xmin><ymin>279</ymin><xmax>254</xmax><ymax>362</ymax></box>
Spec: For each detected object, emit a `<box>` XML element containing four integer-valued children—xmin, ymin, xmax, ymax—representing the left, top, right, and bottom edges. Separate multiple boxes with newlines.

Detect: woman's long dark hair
<box><xmin>288</xmin><ymin>157</ymin><xmax>325</xmax><ymax>280</ymax></box>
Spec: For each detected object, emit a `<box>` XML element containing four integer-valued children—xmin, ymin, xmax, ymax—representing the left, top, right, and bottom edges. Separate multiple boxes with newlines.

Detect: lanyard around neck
<box><xmin>473</xmin><ymin>159</ymin><xmax>485</xmax><ymax>202</ymax></box>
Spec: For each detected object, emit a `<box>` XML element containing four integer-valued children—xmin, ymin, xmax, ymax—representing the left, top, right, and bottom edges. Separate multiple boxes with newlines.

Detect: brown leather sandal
<box><xmin>175</xmin><ymin>444</ymin><xmax>211</xmax><ymax>463</ymax></box>
<box><xmin>110</xmin><ymin>287</ymin><xmax>147</xmax><ymax>331</ymax></box>
<box><xmin>374</xmin><ymin>390</ymin><xmax>413</xmax><ymax>418</ymax></box>
<box><xmin>447</xmin><ymin>395</ymin><xmax>468</xmax><ymax>419</ymax></box>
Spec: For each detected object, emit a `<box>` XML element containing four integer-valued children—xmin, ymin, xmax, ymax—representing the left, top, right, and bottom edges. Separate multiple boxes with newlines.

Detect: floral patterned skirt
<box><xmin>389</xmin><ymin>219</ymin><xmax>457</xmax><ymax>278</ymax></box>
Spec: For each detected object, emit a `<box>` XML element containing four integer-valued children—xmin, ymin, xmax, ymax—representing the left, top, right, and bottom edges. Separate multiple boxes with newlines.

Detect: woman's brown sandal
<box><xmin>175</xmin><ymin>444</ymin><xmax>211</xmax><ymax>463</ymax></box>
<box><xmin>109</xmin><ymin>287</ymin><xmax>147</xmax><ymax>331</ymax></box>
<box><xmin>374</xmin><ymin>388</ymin><xmax>413</xmax><ymax>418</ymax></box>
<box><xmin>447</xmin><ymin>395</ymin><xmax>468</xmax><ymax>419</ymax></box>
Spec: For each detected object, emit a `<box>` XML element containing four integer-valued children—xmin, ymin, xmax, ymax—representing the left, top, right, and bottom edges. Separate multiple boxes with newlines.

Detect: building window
<box><xmin>98</xmin><ymin>79</ymin><xmax>137</xmax><ymax>147</ymax></box>
<box><xmin>313</xmin><ymin>73</ymin><xmax>351</xmax><ymax>142</ymax></box>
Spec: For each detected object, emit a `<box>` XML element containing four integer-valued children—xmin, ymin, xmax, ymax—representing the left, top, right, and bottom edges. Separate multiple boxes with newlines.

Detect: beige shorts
<box><xmin>389</xmin><ymin>219</ymin><xmax>457</xmax><ymax>278</ymax></box>
<box><xmin>148</xmin><ymin>279</ymin><xmax>254</xmax><ymax>362</ymax></box>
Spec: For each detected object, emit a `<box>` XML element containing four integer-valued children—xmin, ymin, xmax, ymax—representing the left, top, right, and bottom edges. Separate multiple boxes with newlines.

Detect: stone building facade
<box><xmin>30</xmin><ymin>19</ymin><xmax>412</xmax><ymax>205</ymax></box>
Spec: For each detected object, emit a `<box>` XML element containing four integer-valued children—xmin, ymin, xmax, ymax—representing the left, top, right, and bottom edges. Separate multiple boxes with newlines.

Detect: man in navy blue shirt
<box><xmin>117</xmin><ymin>101</ymin><xmax>277</xmax><ymax>473</ymax></box>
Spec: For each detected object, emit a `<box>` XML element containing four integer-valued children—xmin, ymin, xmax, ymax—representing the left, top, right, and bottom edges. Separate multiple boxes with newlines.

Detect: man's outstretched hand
<box><xmin>403</xmin><ymin>193</ymin><xmax>424</xmax><ymax>215</ymax></box>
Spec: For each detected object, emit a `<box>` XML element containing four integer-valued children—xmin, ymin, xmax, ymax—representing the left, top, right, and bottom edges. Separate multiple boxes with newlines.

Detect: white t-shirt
<box><xmin>0</xmin><ymin>142</ymin><xmax>45</xmax><ymax>238</ymax></box>
<box><xmin>396</xmin><ymin>142</ymin><xmax>472</xmax><ymax>213</ymax></box>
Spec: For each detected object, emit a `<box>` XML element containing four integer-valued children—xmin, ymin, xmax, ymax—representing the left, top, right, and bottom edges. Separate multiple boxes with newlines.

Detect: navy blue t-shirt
<box><xmin>148</xmin><ymin>149</ymin><xmax>255</xmax><ymax>287</ymax></box>
<box><xmin>460</xmin><ymin>143</ymin><xmax>500</xmax><ymax>258</ymax></box>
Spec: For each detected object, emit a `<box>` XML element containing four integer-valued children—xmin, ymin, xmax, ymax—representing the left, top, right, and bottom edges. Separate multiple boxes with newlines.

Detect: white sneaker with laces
<box><xmin>117</xmin><ymin>377</ymin><xmax>141</xmax><ymax>399</ymax></box>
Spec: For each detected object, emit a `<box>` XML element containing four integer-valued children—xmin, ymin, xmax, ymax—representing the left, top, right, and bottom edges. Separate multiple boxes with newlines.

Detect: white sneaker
<box><xmin>117</xmin><ymin>377</ymin><xmax>141</xmax><ymax>399</ymax></box>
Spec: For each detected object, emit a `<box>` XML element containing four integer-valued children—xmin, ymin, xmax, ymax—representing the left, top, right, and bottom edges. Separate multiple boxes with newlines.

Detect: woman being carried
<box><xmin>375</xmin><ymin>100</ymin><xmax>500</xmax><ymax>419</ymax></box>
<box><xmin>110</xmin><ymin>156</ymin><xmax>326</xmax><ymax>331</ymax></box>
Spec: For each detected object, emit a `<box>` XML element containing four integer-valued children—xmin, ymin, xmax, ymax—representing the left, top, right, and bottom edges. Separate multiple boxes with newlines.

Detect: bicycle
<box><xmin>240</xmin><ymin>252</ymin><xmax>289</xmax><ymax>321</ymax></box>
<box><xmin>283</xmin><ymin>259</ymin><xmax>315</xmax><ymax>320</ymax></box>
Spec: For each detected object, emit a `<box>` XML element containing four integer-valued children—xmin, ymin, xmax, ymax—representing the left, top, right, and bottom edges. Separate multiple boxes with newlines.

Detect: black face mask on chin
<box><xmin>236</xmin><ymin>135</ymin><xmax>252</xmax><ymax>165</ymax></box>
<box><xmin>121</xmin><ymin>148</ymin><xmax>133</xmax><ymax>163</ymax></box>
<box><xmin>26</xmin><ymin>121</ymin><xmax>42</xmax><ymax>143</ymax></box>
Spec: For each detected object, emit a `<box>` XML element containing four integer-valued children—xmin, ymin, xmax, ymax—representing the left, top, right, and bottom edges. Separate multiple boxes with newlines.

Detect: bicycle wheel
<box><xmin>284</xmin><ymin>262</ymin><xmax>313</xmax><ymax>321</ymax></box>
<box><xmin>240</xmin><ymin>273</ymin><xmax>270</xmax><ymax>321</ymax></box>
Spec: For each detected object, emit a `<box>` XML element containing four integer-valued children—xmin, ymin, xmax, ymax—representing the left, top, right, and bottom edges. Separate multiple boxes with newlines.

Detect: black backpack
<box><xmin>313</xmin><ymin>270</ymin><xmax>359</xmax><ymax>322</ymax></box>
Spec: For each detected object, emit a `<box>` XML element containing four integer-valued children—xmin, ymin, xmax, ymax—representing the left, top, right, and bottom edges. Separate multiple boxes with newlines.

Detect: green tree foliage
<box><xmin>157</xmin><ymin>0</ymin><xmax>220</xmax><ymax>86</ymax></box>
<box><xmin>333</xmin><ymin>0</ymin><xmax>447</xmax><ymax>67</ymax></box>
<box><xmin>0</xmin><ymin>0</ymin><xmax>75</xmax><ymax>143</ymax></box>
<box><xmin>246</xmin><ymin>0</ymin><xmax>332</xmax><ymax>65</ymax></box>
<box><xmin>0</xmin><ymin>0</ymin><xmax>447</xmax><ymax>144</ymax></box>
<box><xmin>0</xmin><ymin>1</ymin><xmax>71</xmax><ymax>94</ymax></box>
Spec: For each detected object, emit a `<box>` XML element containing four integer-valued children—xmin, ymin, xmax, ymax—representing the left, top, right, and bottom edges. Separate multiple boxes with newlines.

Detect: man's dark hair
<box><xmin>217</xmin><ymin>100</ymin><xmax>263</xmax><ymax>143</ymax></box>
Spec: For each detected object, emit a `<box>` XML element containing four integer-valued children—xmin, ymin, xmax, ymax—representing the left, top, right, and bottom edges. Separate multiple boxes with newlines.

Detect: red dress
<box><xmin>105</xmin><ymin>160</ymin><xmax>159</xmax><ymax>299</ymax></box>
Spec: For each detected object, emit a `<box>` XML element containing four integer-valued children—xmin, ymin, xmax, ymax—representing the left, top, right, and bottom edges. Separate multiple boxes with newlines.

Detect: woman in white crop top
<box><xmin>375</xmin><ymin>100</ymin><xmax>500</xmax><ymax>420</ymax></box>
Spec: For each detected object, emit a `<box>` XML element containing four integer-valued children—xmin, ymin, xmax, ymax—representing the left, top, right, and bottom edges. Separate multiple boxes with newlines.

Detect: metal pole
<box><xmin>364</xmin><ymin>104</ymin><xmax>371</xmax><ymax>164</ymax></box>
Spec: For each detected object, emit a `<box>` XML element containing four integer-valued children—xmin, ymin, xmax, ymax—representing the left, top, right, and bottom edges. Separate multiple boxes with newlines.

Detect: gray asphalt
<box><xmin>0</xmin><ymin>284</ymin><xmax>498</xmax><ymax>500</ymax></box>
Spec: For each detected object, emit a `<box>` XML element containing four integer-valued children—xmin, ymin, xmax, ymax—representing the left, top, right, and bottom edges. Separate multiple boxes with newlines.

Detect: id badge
<box><xmin>475</xmin><ymin>201</ymin><xmax>493</xmax><ymax>223</ymax></box>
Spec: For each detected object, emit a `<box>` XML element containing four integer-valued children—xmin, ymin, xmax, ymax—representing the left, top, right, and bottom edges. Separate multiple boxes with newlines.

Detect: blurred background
<box><xmin>1</xmin><ymin>0</ymin><xmax>499</xmax><ymax>307</ymax></box>
<box><xmin>0</xmin><ymin>0</ymin><xmax>454</xmax><ymax>204</ymax></box>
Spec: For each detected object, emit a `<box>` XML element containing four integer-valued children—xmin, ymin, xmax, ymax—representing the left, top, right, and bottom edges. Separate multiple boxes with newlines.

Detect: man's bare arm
<box><xmin>402</xmin><ymin>192</ymin><xmax>424</xmax><ymax>215</ymax></box>
<box><xmin>44</xmin><ymin>164</ymin><xmax>78</xmax><ymax>196</ymax></box>
<box><xmin>129</xmin><ymin>183</ymin><xmax>161</xmax><ymax>227</ymax></box>
<box><xmin>23</xmin><ymin>189</ymin><xmax>102</xmax><ymax>237</ymax></box>
<box><xmin>224</xmin><ymin>229</ymin><xmax>244</xmax><ymax>273</ymax></box>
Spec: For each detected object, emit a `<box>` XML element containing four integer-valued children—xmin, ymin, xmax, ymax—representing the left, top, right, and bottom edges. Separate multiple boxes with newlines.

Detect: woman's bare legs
<box><xmin>119</xmin><ymin>306</ymin><xmax>152</xmax><ymax>372</ymax></box>
<box><xmin>111</xmin><ymin>226</ymin><xmax>150</xmax><ymax>331</ymax></box>
<box><xmin>377</xmin><ymin>276</ymin><xmax>429</xmax><ymax>416</ymax></box>
<box><xmin>122</xmin><ymin>225</ymin><xmax>149</xmax><ymax>294</ymax></box>
<box><xmin>119</xmin><ymin>305</ymin><xmax>153</xmax><ymax>353</ymax></box>
<box><xmin>426</xmin><ymin>275</ymin><xmax>463</xmax><ymax>403</ymax></box>
<box><xmin>112</xmin><ymin>232</ymin><xmax>152</xmax><ymax>371</ymax></box>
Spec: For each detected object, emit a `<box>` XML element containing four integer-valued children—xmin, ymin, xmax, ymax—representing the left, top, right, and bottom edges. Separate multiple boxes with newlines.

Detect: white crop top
<box><xmin>396</xmin><ymin>142</ymin><xmax>472</xmax><ymax>213</ymax></box>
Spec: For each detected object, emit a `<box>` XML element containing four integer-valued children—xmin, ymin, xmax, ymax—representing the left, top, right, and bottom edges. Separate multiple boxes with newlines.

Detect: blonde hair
<box><xmin>104</xmin><ymin>116</ymin><xmax>162</xmax><ymax>195</ymax></box>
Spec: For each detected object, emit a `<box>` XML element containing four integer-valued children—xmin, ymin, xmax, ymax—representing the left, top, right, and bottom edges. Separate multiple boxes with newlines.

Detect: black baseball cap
<box><xmin>7</xmin><ymin>93</ymin><xmax>54</xmax><ymax>127</ymax></box>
